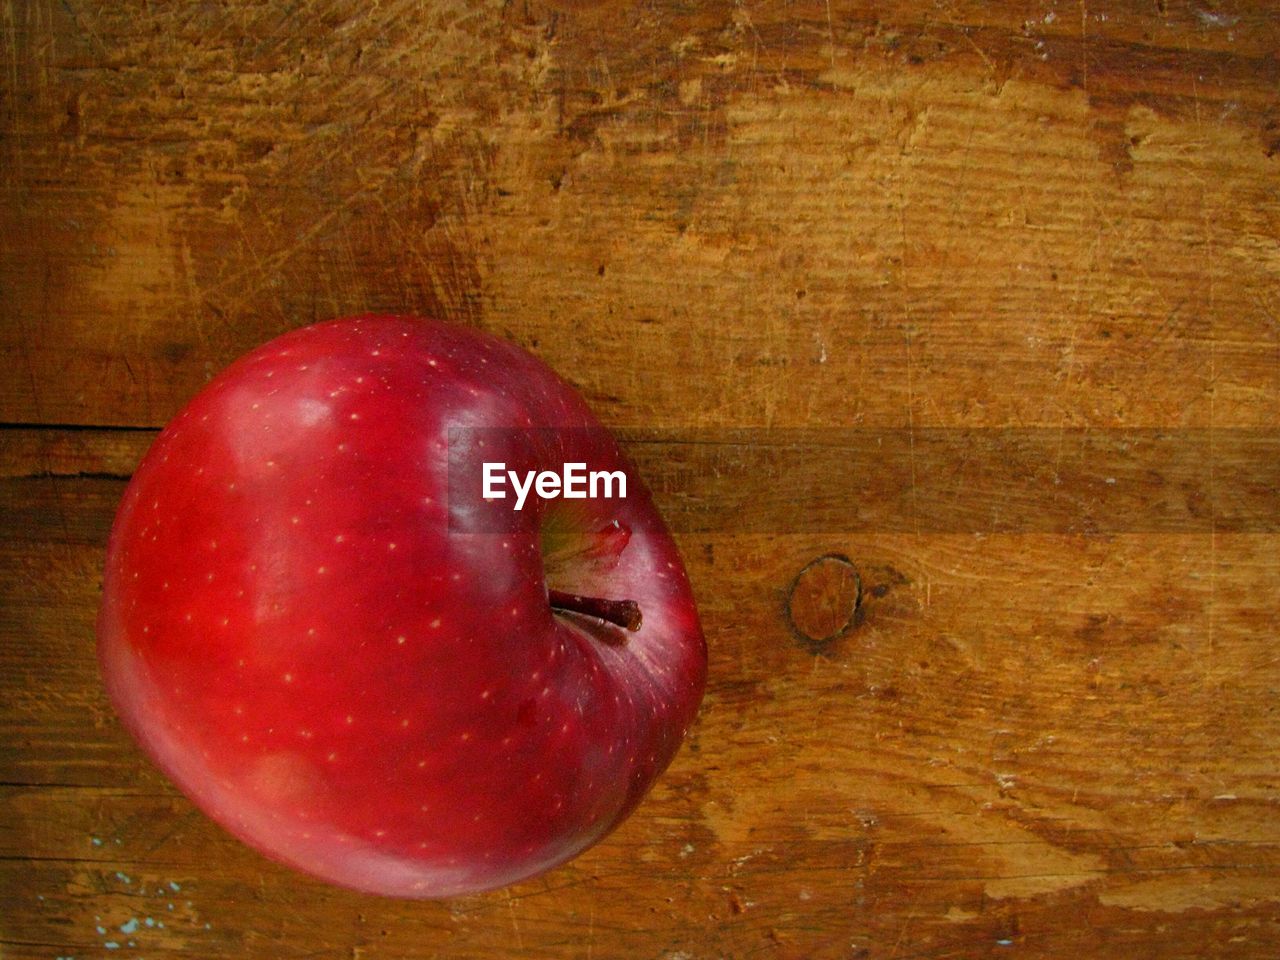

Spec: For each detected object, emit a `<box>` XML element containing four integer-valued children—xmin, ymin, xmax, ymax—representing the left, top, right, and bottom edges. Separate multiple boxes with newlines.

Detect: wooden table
<box><xmin>3</xmin><ymin>1</ymin><xmax>1279</xmax><ymax>956</ymax></box>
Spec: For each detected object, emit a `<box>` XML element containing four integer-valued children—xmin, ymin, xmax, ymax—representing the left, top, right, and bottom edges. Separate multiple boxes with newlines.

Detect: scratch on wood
<box><xmin>504</xmin><ymin>890</ymin><xmax>524</xmax><ymax>950</ymax></box>
<box><xmin>824</xmin><ymin>0</ymin><xmax>835</xmax><ymax>67</ymax></box>
<box><xmin>895</xmin><ymin>179</ymin><xmax>920</xmax><ymax>537</ymax></box>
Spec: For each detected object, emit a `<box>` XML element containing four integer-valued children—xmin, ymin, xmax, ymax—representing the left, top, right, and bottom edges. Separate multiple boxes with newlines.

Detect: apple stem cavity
<box><xmin>548</xmin><ymin>590</ymin><xmax>643</xmax><ymax>632</ymax></box>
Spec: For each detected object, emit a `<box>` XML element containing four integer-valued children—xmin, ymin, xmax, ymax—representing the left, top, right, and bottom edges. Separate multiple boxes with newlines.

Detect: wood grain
<box><xmin>3</xmin><ymin>0</ymin><xmax>1280</xmax><ymax>957</ymax></box>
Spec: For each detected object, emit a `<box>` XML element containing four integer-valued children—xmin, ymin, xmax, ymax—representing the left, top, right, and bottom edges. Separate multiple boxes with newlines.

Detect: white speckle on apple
<box><xmin>430</xmin><ymin>618</ymin><xmax>442</xmax><ymax>629</ymax></box>
<box><xmin>283</xmin><ymin>674</ymin><xmax>294</xmax><ymax>683</ymax></box>
<box><xmin>295</xmin><ymin>399</ymin><xmax>332</xmax><ymax>427</ymax></box>
<box><xmin>396</xmin><ymin>635</ymin><xmax>406</xmax><ymax>645</ymax></box>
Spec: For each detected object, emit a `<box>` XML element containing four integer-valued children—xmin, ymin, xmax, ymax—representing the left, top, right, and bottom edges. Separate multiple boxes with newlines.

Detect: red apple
<box><xmin>97</xmin><ymin>315</ymin><xmax>706</xmax><ymax>897</ymax></box>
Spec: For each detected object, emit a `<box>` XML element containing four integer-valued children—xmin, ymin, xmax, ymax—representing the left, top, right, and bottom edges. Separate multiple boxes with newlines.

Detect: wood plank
<box><xmin>3</xmin><ymin>447</ymin><xmax>1280</xmax><ymax>955</ymax></box>
<box><xmin>6</xmin><ymin>418</ymin><xmax>1280</xmax><ymax>541</ymax></box>
<box><xmin>2</xmin><ymin>1</ymin><xmax>1277</xmax><ymax>428</ymax></box>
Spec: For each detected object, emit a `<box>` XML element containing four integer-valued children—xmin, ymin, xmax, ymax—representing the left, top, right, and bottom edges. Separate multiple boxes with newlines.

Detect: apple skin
<box><xmin>97</xmin><ymin>315</ymin><xmax>706</xmax><ymax>898</ymax></box>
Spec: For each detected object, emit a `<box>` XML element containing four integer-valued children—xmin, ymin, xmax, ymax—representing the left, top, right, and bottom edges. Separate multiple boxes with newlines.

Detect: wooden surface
<box><xmin>3</xmin><ymin>0</ymin><xmax>1280</xmax><ymax>956</ymax></box>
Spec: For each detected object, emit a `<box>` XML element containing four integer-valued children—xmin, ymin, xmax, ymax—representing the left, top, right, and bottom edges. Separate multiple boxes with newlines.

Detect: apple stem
<box><xmin>548</xmin><ymin>590</ymin><xmax>643</xmax><ymax>632</ymax></box>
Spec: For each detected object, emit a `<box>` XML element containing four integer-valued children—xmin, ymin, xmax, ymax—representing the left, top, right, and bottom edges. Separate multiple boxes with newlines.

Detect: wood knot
<box><xmin>784</xmin><ymin>553</ymin><xmax>862</xmax><ymax>653</ymax></box>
